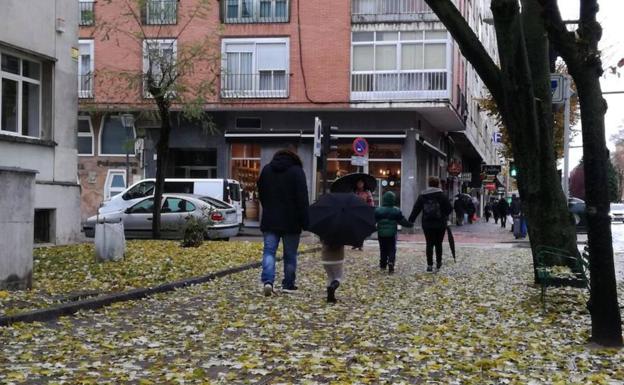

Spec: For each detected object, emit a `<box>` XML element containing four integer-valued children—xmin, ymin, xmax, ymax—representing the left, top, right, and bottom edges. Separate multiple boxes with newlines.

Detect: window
<box><xmin>144</xmin><ymin>0</ymin><xmax>178</xmax><ymax>25</ymax></box>
<box><xmin>78</xmin><ymin>40</ymin><xmax>94</xmax><ymax>98</ymax></box>
<box><xmin>143</xmin><ymin>39</ymin><xmax>177</xmax><ymax>98</ymax></box>
<box><xmin>162</xmin><ymin>198</ymin><xmax>196</xmax><ymax>213</ymax></box>
<box><xmin>99</xmin><ymin>115</ymin><xmax>135</xmax><ymax>156</ymax></box>
<box><xmin>79</xmin><ymin>0</ymin><xmax>95</xmax><ymax>26</ymax></box>
<box><xmin>351</xmin><ymin>30</ymin><xmax>449</xmax><ymax>98</ymax></box>
<box><xmin>78</xmin><ymin>115</ymin><xmax>94</xmax><ymax>155</ymax></box>
<box><xmin>34</xmin><ymin>209</ymin><xmax>54</xmax><ymax>244</ymax></box>
<box><xmin>123</xmin><ymin>181</ymin><xmax>155</xmax><ymax>200</ymax></box>
<box><xmin>104</xmin><ymin>170</ymin><xmax>127</xmax><ymax>200</ymax></box>
<box><xmin>1</xmin><ymin>52</ymin><xmax>41</xmax><ymax>137</ymax></box>
<box><xmin>129</xmin><ymin>198</ymin><xmax>154</xmax><ymax>214</ymax></box>
<box><xmin>221</xmin><ymin>38</ymin><xmax>289</xmax><ymax>98</ymax></box>
<box><xmin>224</xmin><ymin>0</ymin><xmax>289</xmax><ymax>23</ymax></box>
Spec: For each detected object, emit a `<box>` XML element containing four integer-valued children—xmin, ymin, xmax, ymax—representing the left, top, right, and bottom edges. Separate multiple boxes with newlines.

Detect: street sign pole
<box><xmin>562</xmin><ymin>77</ymin><xmax>571</xmax><ymax>198</ymax></box>
<box><xmin>312</xmin><ymin>117</ymin><xmax>321</xmax><ymax>200</ymax></box>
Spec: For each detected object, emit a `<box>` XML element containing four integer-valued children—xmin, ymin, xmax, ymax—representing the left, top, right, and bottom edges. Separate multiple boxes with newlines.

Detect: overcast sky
<box><xmin>558</xmin><ymin>1</ymin><xmax>624</xmax><ymax>172</ymax></box>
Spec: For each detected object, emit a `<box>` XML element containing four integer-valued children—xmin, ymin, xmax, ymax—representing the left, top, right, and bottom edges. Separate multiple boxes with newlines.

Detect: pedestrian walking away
<box><xmin>453</xmin><ymin>195</ymin><xmax>465</xmax><ymax>226</ymax></box>
<box><xmin>321</xmin><ymin>243</ymin><xmax>344</xmax><ymax>303</ymax></box>
<box><xmin>484</xmin><ymin>200</ymin><xmax>493</xmax><ymax>223</ymax></box>
<box><xmin>375</xmin><ymin>191</ymin><xmax>413</xmax><ymax>274</ymax></box>
<box><xmin>352</xmin><ymin>178</ymin><xmax>375</xmax><ymax>250</ymax></box>
<box><xmin>497</xmin><ymin>197</ymin><xmax>509</xmax><ymax>229</ymax></box>
<box><xmin>257</xmin><ymin>149</ymin><xmax>309</xmax><ymax>296</ymax></box>
<box><xmin>509</xmin><ymin>194</ymin><xmax>526</xmax><ymax>239</ymax></box>
<box><xmin>409</xmin><ymin>177</ymin><xmax>453</xmax><ymax>273</ymax></box>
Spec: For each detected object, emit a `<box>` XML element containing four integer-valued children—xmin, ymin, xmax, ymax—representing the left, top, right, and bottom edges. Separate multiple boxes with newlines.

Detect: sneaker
<box><xmin>380</xmin><ymin>264</ymin><xmax>387</xmax><ymax>271</ymax></box>
<box><xmin>282</xmin><ymin>285</ymin><xmax>298</xmax><ymax>293</ymax></box>
<box><xmin>426</xmin><ymin>265</ymin><xmax>433</xmax><ymax>273</ymax></box>
<box><xmin>263</xmin><ymin>283</ymin><xmax>273</xmax><ymax>297</ymax></box>
<box><xmin>388</xmin><ymin>264</ymin><xmax>395</xmax><ymax>275</ymax></box>
<box><xmin>436</xmin><ymin>263</ymin><xmax>442</xmax><ymax>272</ymax></box>
<box><xmin>327</xmin><ymin>280</ymin><xmax>340</xmax><ymax>303</ymax></box>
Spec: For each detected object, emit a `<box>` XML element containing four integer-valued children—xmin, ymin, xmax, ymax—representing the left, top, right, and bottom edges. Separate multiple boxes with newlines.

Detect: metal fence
<box><xmin>145</xmin><ymin>0</ymin><xmax>178</xmax><ymax>25</ymax></box>
<box><xmin>79</xmin><ymin>1</ymin><xmax>95</xmax><ymax>26</ymax></box>
<box><xmin>351</xmin><ymin>0</ymin><xmax>432</xmax><ymax>15</ymax></box>
<box><xmin>221</xmin><ymin>73</ymin><xmax>289</xmax><ymax>98</ymax></box>
<box><xmin>222</xmin><ymin>0</ymin><xmax>289</xmax><ymax>23</ymax></box>
<box><xmin>351</xmin><ymin>71</ymin><xmax>448</xmax><ymax>100</ymax></box>
<box><xmin>79</xmin><ymin>74</ymin><xmax>93</xmax><ymax>99</ymax></box>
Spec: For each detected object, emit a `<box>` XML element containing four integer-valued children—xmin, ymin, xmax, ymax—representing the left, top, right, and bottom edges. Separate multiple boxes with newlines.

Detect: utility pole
<box><xmin>562</xmin><ymin>77</ymin><xmax>571</xmax><ymax>197</ymax></box>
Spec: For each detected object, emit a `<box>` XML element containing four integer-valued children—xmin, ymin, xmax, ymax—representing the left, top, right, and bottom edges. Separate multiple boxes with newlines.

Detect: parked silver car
<box><xmin>83</xmin><ymin>194</ymin><xmax>239</xmax><ymax>240</ymax></box>
<box><xmin>610</xmin><ymin>203</ymin><xmax>624</xmax><ymax>223</ymax></box>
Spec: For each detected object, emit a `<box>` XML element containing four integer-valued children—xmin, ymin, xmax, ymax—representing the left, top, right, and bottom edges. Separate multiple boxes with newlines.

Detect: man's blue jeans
<box><xmin>261</xmin><ymin>232</ymin><xmax>300</xmax><ymax>288</ymax></box>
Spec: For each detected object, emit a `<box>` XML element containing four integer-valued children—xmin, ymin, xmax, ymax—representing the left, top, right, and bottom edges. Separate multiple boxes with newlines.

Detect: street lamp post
<box><xmin>120</xmin><ymin>113</ymin><xmax>135</xmax><ymax>189</ymax></box>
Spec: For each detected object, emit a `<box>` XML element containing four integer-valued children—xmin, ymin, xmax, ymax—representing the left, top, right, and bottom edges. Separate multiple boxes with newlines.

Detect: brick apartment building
<box><xmin>77</xmin><ymin>0</ymin><xmax>500</xmax><ymax>225</ymax></box>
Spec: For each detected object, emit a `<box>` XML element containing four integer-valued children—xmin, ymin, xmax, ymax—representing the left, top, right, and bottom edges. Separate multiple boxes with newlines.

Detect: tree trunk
<box><xmin>491</xmin><ymin>0</ymin><xmax>579</xmax><ymax>280</ymax></box>
<box><xmin>151</xmin><ymin>100</ymin><xmax>171</xmax><ymax>239</ymax></box>
<box><xmin>575</xmin><ymin>74</ymin><xmax>623</xmax><ymax>346</ymax></box>
<box><xmin>520</xmin><ymin>0</ymin><xmax>580</xmax><ymax>276</ymax></box>
<box><xmin>539</xmin><ymin>0</ymin><xmax>622</xmax><ymax>348</ymax></box>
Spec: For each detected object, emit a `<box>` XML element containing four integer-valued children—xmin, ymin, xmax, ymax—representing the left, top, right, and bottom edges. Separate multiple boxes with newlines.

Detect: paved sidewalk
<box><xmin>397</xmin><ymin>219</ymin><xmax>525</xmax><ymax>244</ymax></box>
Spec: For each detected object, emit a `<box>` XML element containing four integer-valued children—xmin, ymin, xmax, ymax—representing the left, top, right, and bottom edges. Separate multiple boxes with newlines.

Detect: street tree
<box><xmin>91</xmin><ymin>0</ymin><xmax>219</xmax><ymax>238</ymax></box>
<box><xmin>540</xmin><ymin>0</ymin><xmax>623</xmax><ymax>346</ymax></box>
<box><xmin>423</xmin><ymin>0</ymin><xmax>622</xmax><ymax>346</ymax></box>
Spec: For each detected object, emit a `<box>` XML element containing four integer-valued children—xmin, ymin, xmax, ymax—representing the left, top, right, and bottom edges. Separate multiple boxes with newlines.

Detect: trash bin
<box><xmin>94</xmin><ymin>219</ymin><xmax>125</xmax><ymax>262</ymax></box>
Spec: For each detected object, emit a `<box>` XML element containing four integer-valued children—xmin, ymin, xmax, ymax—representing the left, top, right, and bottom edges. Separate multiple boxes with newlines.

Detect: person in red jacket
<box><xmin>352</xmin><ymin>178</ymin><xmax>374</xmax><ymax>250</ymax></box>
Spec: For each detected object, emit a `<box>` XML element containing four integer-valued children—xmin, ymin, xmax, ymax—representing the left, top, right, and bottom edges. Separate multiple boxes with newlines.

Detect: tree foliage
<box><xmin>479</xmin><ymin>63</ymin><xmax>580</xmax><ymax>160</ymax></box>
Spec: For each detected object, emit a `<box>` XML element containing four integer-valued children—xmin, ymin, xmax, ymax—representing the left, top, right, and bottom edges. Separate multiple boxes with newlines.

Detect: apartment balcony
<box><xmin>143</xmin><ymin>0</ymin><xmax>178</xmax><ymax>25</ymax></box>
<box><xmin>351</xmin><ymin>71</ymin><xmax>449</xmax><ymax>101</ymax></box>
<box><xmin>79</xmin><ymin>1</ymin><xmax>95</xmax><ymax>26</ymax></box>
<box><xmin>221</xmin><ymin>0</ymin><xmax>289</xmax><ymax>24</ymax></box>
<box><xmin>221</xmin><ymin>73</ymin><xmax>289</xmax><ymax>99</ymax></box>
<box><xmin>79</xmin><ymin>74</ymin><xmax>93</xmax><ymax>99</ymax></box>
<box><xmin>351</xmin><ymin>0</ymin><xmax>436</xmax><ymax>23</ymax></box>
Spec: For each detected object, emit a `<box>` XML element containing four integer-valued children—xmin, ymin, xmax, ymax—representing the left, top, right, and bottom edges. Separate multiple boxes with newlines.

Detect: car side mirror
<box><xmin>124</xmin><ymin>208</ymin><xmax>131</xmax><ymax>214</ymax></box>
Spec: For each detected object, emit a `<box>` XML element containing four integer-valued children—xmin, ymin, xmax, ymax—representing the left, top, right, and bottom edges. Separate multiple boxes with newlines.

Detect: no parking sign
<box><xmin>352</xmin><ymin>137</ymin><xmax>369</xmax><ymax>156</ymax></box>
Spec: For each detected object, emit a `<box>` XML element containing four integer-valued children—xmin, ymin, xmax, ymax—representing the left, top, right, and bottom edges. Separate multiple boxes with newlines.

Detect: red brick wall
<box><xmin>80</xmin><ymin>0</ymin><xmax>352</xmax><ymax>109</ymax></box>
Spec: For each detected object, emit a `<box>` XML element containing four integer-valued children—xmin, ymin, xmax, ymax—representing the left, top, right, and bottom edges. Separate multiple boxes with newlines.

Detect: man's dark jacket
<box><xmin>257</xmin><ymin>151</ymin><xmax>310</xmax><ymax>234</ymax></box>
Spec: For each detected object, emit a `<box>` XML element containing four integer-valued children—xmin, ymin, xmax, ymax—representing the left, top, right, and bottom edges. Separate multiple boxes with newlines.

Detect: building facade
<box><xmin>78</xmin><ymin>0</ymin><xmax>499</xmax><ymax>225</ymax></box>
<box><xmin>0</xmin><ymin>0</ymin><xmax>81</xmax><ymax>244</ymax></box>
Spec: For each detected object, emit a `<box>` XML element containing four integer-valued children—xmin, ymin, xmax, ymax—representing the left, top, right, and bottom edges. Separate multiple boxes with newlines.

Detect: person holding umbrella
<box><xmin>257</xmin><ymin>149</ymin><xmax>309</xmax><ymax>296</ymax></box>
<box><xmin>409</xmin><ymin>177</ymin><xmax>453</xmax><ymax>273</ymax></box>
<box><xmin>308</xmin><ymin>193</ymin><xmax>377</xmax><ymax>303</ymax></box>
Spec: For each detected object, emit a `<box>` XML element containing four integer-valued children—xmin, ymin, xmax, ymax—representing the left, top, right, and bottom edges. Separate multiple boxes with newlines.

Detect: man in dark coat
<box><xmin>257</xmin><ymin>149</ymin><xmax>309</xmax><ymax>296</ymax></box>
<box><xmin>454</xmin><ymin>196</ymin><xmax>465</xmax><ymax>226</ymax></box>
<box><xmin>497</xmin><ymin>197</ymin><xmax>510</xmax><ymax>228</ymax></box>
<box><xmin>409</xmin><ymin>177</ymin><xmax>453</xmax><ymax>273</ymax></box>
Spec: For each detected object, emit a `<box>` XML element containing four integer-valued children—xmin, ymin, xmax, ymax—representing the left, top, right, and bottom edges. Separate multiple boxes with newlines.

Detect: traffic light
<box><xmin>321</xmin><ymin>125</ymin><xmax>339</xmax><ymax>156</ymax></box>
<box><xmin>510</xmin><ymin>161</ymin><xmax>518</xmax><ymax>178</ymax></box>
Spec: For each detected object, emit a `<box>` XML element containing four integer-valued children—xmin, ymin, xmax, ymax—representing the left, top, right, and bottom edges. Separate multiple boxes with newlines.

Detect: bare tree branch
<box><xmin>424</xmin><ymin>0</ymin><xmax>503</xmax><ymax>100</ymax></box>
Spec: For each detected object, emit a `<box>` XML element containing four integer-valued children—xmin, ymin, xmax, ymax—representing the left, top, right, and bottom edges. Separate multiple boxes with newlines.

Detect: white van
<box><xmin>99</xmin><ymin>178</ymin><xmax>243</xmax><ymax>224</ymax></box>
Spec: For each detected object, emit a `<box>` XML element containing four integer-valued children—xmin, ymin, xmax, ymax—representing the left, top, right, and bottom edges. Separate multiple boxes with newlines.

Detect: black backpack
<box><xmin>423</xmin><ymin>197</ymin><xmax>442</xmax><ymax>221</ymax></box>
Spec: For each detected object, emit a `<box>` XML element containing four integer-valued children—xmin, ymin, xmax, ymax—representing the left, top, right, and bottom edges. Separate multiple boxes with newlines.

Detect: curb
<box><xmin>0</xmin><ymin>246</ymin><xmax>321</xmax><ymax>327</ymax></box>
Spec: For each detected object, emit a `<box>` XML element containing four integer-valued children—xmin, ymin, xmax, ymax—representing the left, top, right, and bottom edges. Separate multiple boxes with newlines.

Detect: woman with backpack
<box><xmin>409</xmin><ymin>177</ymin><xmax>453</xmax><ymax>273</ymax></box>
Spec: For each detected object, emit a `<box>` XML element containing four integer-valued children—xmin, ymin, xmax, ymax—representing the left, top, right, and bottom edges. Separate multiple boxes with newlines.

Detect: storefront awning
<box><xmin>415</xmin><ymin>134</ymin><xmax>447</xmax><ymax>159</ymax></box>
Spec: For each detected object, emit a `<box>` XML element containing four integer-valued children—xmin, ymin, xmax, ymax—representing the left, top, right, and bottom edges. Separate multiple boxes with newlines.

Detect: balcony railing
<box><xmin>222</xmin><ymin>0</ymin><xmax>289</xmax><ymax>23</ymax></box>
<box><xmin>351</xmin><ymin>0</ymin><xmax>434</xmax><ymax>22</ymax></box>
<box><xmin>79</xmin><ymin>74</ymin><xmax>93</xmax><ymax>99</ymax></box>
<box><xmin>351</xmin><ymin>71</ymin><xmax>449</xmax><ymax>101</ymax></box>
<box><xmin>79</xmin><ymin>1</ymin><xmax>95</xmax><ymax>26</ymax></box>
<box><xmin>221</xmin><ymin>73</ymin><xmax>289</xmax><ymax>99</ymax></box>
<box><xmin>144</xmin><ymin>0</ymin><xmax>178</xmax><ymax>25</ymax></box>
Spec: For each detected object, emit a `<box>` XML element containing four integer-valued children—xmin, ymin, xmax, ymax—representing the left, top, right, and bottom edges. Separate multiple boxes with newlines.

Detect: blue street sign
<box><xmin>352</xmin><ymin>137</ymin><xmax>369</xmax><ymax>156</ymax></box>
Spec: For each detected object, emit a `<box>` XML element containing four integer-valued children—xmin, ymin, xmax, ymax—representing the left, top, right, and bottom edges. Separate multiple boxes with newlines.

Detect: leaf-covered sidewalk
<box><xmin>1</xmin><ymin>244</ymin><xmax>624</xmax><ymax>384</ymax></box>
<box><xmin>0</xmin><ymin>241</ymin><xmax>266</xmax><ymax>316</ymax></box>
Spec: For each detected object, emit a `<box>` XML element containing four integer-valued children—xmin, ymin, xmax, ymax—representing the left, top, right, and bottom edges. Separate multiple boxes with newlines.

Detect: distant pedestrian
<box><xmin>509</xmin><ymin>194</ymin><xmax>525</xmax><ymax>239</ymax></box>
<box><xmin>409</xmin><ymin>177</ymin><xmax>453</xmax><ymax>273</ymax></box>
<box><xmin>465</xmin><ymin>196</ymin><xmax>476</xmax><ymax>224</ymax></box>
<box><xmin>484</xmin><ymin>200</ymin><xmax>493</xmax><ymax>222</ymax></box>
<box><xmin>454</xmin><ymin>196</ymin><xmax>465</xmax><ymax>226</ymax></box>
<box><xmin>375</xmin><ymin>191</ymin><xmax>413</xmax><ymax>274</ymax></box>
<box><xmin>352</xmin><ymin>178</ymin><xmax>374</xmax><ymax>250</ymax></box>
<box><xmin>257</xmin><ymin>149</ymin><xmax>310</xmax><ymax>296</ymax></box>
<box><xmin>497</xmin><ymin>197</ymin><xmax>509</xmax><ymax>228</ymax></box>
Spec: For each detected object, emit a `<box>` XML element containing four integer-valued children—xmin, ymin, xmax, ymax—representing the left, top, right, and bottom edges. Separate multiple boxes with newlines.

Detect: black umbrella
<box><xmin>309</xmin><ymin>193</ymin><xmax>376</xmax><ymax>247</ymax></box>
<box><xmin>330</xmin><ymin>173</ymin><xmax>377</xmax><ymax>193</ymax></box>
<box><xmin>446</xmin><ymin>225</ymin><xmax>456</xmax><ymax>262</ymax></box>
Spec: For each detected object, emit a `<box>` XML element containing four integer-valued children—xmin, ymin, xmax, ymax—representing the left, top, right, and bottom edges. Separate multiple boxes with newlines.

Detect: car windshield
<box><xmin>200</xmin><ymin>196</ymin><xmax>231</xmax><ymax>209</ymax></box>
<box><xmin>611</xmin><ymin>204</ymin><xmax>624</xmax><ymax>210</ymax></box>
